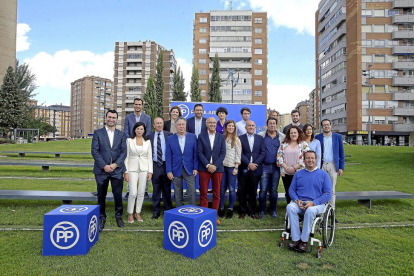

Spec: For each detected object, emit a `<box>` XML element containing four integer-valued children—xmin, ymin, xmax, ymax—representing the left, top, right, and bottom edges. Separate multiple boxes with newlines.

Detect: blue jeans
<box><xmin>286</xmin><ymin>202</ymin><xmax>325</xmax><ymax>242</ymax></box>
<box><xmin>259</xmin><ymin>164</ymin><xmax>280</xmax><ymax>213</ymax></box>
<box><xmin>219</xmin><ymin>166</ymin><xmax>237</xmax><ymax>209</ymax></box>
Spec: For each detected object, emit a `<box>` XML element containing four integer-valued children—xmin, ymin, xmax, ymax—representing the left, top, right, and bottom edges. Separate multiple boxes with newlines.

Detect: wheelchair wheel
<box><xmin>322</xmin><ymin>205</ymin><xmax>335</xmax><ymax>248</ymax></box>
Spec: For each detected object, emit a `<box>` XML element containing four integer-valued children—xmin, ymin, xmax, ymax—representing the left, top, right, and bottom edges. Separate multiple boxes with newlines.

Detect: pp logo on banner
<box><xmin>178</xmin><ymin>207</ymin><xmax>204</xmax><ymax>215</ymax></box>
<box><xmin>50</xmin><ymin>221</ymin><xmax>80</xmax><ymax>250</ymax></box>
<box><xmin>88</xmin><ymin>215</ymin><xmax>98</xmax><ymax>242</ymax></box>
<box><xmin>168</xmin><ymin>221</ymin><xmax>189</xmax><ymax>249</ymax></box>
<box><xmin>178</xmin><ymin>104</ymin><xmax>190</xmax><ymax>118</ymax></box>
<box><xmin>60</xmin><ymin>206</ymin><xmax>88</xmax><ymax>213</ymax></box>
<box><xmin>198</xmin><ymin>220</ymin><xmax>213</xmax><ymax>247</ymax></box>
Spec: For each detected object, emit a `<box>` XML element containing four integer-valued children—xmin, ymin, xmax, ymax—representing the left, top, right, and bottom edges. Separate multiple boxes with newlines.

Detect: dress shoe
<box><xmin>226</xmin><ymin>209</ymin><xmax>233</xmax><ymax>219</ymax></box>
<box><xmin>298</xmin><ymin>241</ymin><xmax>308</xmax><ymax>252</ymax></box>
<box><xmin>144</xmin><ymin>192</ymin><xmax>150</xmax><ymax>198</ymax></box>
<box><xmin>116</xmin><ymin>218</ymin><xmax>125</xmax><ymax>228</ymax></box>
<box><xmin>135</xmin><ymin>214</ymin><xmax>143</xmax><ymax>222</ymax></box>
<box><xmin>152</xmin><ymin>213</ymin><xmax>160</xmax><ymax>220</ymax></box>
<box><xmin>270</xmin><ymin>211</ymin><xmax>278</xmax><ymax>218</ymax></box>
<box><xmin>250</xmin><ymin>214</ymin><xmax>259</xmax><ymax>219</ymax></box>
<box><xmin>91</xmin><ymin>191</ymin><xmax>98</xmax><ymax>196</ymax></box>
<box><xmin>218</xmin><ymin>208</ymin><xmax>225</xmax><ymax>218</ymax></box>
<box><xmin>287</xmin><ymin>240</ymin><xmax>300</xmax><ymax>250</ymax></box>
<box><xmin>123</xmin><ymin>192</ymin><xmax>129</xmax><ymax>200</ymax></box>
<box><xmin>217</xmin><ymin>219</ymin><xmax>221</xmax><ymax>225</ymax></box>
<box><xmin>239</xmin><ymin>213</ymin><xmax>246</xmax><ymax>219</ymax></box>
<box><xmin>335</xmin><ymin>218</ymin><xmax>339</xmax><ymax>224</ymax></box>
<box><xmin>258</xmin><ymin>211</ymin><xmax>265</xmax><ymax>219</ymax></box>
<box><xmin>99</xmin><ymin>219</ymin><xmax>105</xmax><ymax>232</ymax></box>
<box><xmin>128</xmin><ymin>214</ymin><xmax>134</xmax><ymax>224</ymax></box>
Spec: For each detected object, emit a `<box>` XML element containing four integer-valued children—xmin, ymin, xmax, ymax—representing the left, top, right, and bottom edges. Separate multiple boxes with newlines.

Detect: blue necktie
<box><xmin>157</xmin><ymin>133</ymin><xmax>163</xmax><ymax>167</ymax></box>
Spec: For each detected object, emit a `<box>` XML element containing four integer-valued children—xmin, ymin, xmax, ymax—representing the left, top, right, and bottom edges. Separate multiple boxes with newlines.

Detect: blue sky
<box><xmin>16</xmin><ymin>0</ymin><xmax>319</xmax><ymax>114</ymax></box>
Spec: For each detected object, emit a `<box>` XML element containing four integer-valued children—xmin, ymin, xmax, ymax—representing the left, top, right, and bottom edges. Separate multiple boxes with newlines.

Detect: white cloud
<box><xmin>176</xmin><ymin>57</ymin><xmax>192</xmax><ymax>98</ymax></box>
<box><xmin>248</xmin><ymin>0</ymin><xmax>320</xmax><ymax>36</ymax></box>
<box><xmin>221</xmin><ymin>0</ymin><xmax>247</xmax><ymax>10</ymax></box>
<box><xmin>24</xmin><ymin>50</ymin><xmax>114</xmax><ymax>90</ymax></box>
<box><xmin>267</xmin><ymin>83</ymin><xmax>312</xmax><ymax>114</ymax></box>
<box><xmin>16</xmin><ymin>23</ymin><xmax>31</xmax><ymax>52</ymax></box>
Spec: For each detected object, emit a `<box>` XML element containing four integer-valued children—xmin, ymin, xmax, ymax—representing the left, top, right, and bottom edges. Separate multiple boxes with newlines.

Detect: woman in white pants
<box><xmin>124</xmin><ymin>122</ymin><xmax>153</xmax><ymax>223</ymax></box>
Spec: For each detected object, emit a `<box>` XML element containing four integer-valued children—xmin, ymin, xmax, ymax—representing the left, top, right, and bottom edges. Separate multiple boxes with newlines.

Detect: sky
<box><xmin>16</xmin><ymin>0</ymin><xmax>320</xmax><ymax>114</ymax></box>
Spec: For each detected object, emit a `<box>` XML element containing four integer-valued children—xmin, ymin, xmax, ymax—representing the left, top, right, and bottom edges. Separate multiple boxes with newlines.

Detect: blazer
<box><xmin>283</xmin><ymin>123</ymin><xmax>304</xmax><ymax>135</ymax></box>
<box><xmin>163</xmin><ymin>120</ymin><xmax>173</xmax><ymax>132</ymax></box>
<box><xmin>166</xmin><ymin>133</ymin><xmax>198</xmax><ymax>177</ymax></box>
<box><xmin>315</xmin><ymin>132</ymin><xmax>345</xmax><ymax>171</ymax></box>
<box><xmin>186</xmin><ymin>116</ymin><xmax>207</xmax><ymax>135</ymax></box>
<box><xmin>124</xmin><ymin>112</ymin><xmax>152</xmax><ymax>138</ymax></box>
<box><xmin>197</xmin><ymin>131</ymin><xmax>226</xmax><ymax>172</ymax></box>
<box><xmin>124</xmin><ymin>138</ymin><xmax>153</xmax><ymax>174</ymax></box>
<box><xmin>147</xmin><ymin>130</ymin><xmax>172</xmax><ymax>162</ymax></box>
<box><xmin>91</xmin><ymin>127</ymin><xmax>127</xmax><ymax>177</ymax></box>
<box><xmin>238</xmin><ymin>133</ymin><xmax>265</xmax><ymax>176</ymax></box>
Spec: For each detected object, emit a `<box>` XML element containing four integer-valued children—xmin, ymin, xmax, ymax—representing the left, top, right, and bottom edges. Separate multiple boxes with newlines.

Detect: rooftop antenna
<box><xmin>229</xmin><ymin>1</ymin><xmax>233</xmax><ymax>10</ymax></box>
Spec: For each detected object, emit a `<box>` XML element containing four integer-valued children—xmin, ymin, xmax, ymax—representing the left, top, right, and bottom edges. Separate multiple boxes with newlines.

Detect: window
<box><xmin>200</xmin><ymin>17</ymin><xmax>207</xmax><ymax>23</ymax></box>
<box><xmin>199</xmin><ymin>69</ymin><xmax>206</xmax><ymax>75</ymax></box>
<box><xmin>362</xmin><ymin>55</ymin><xmax>373</xmax><ymax>62</ymax></box>
<box><xmin>254</xmin><ymin>80</ymin><xmax>262</xmax><ymax>86</ymax></box>
<box><xmin>362</xmin><ymin>10</ymin><xmax>372</xmax><ymax>17</ymax></box>
<box><xmin>255</xmin><ymin>59</ymin><xmax>263</xmax><ymax>65</ymax></box>
<box><xmin>254</xmin><ymin>70</ymin><xmax>262</xmax><ymax>75</ymax></box>
<box><xmin>388</xmin><ymin>10</ymin><xmax>399</xmax><ymax>16</ymax></box>
<box><xmin>145</xmin><ymin>63</ymin><xmax>150</xmax><ymax>67</ymax></box>
<box><xmin>374</xmin><ymin>25</ymin><xmax>385</xmax><ymax>33</ymax></box>
<box><xmin>387</xmin><ymin>101</ymin><xmax>398</xmax><ymax>108</ymax></box>
<box><xmin>199</xmin><ymin>79</ymin><xmax>207</xmax><ymax>85</ymax></box>
<box><xmin>255</xmin><ymin>38</ymin><xmax>262</xmax><ymax>44</ymax></box>
<box><xmin>374</xmin><ymin>40</ymin><xmax>385</xmax><ymax>47</ymax></box>
<box><xmin>200</xmin><ymin>28</ymin><xmax>207</xmax><ymax>33</ymax></box>
<box><xmin>374</xmin><ymin>55</ymin><xmax>385</xmax><ymax>62</ymax></box>
<box><xmin>255</xmin><ymin>28</ymin><xmax>262</xmax><ymax>33</ymax></box>
<box><xmin>387</xmin><ymin>25</ymin><xmax>398</xmax><ymax>33</ymax></box>
<box><xmin>362</xmin><ymin>25</ymin><xmax>372</xmax><ymax>32</ymax></box>
<box><xmin>254</xmin><ymin>48</ymin><xmax>263</xmax><ymax>54</ymax></box>
<box><xmin>199</xmin><ymin>38</ymin><xmax>207</xmax><ymax>44</ymax></box>
<box><xmin>374</xmin><ymin>85</ymin><xmax>385</xmax><ymax>93</ymax></box>
<box><xmin>199</xmin><ymin>49</ymin><xmax>207</xmax><ymax>54</ymax></box>
<box><xmin>254</xmin><ymin>91</ymin><xmax>262</xmax><ymax>96</ymax></box>
<box><xmin>373</xmin><ymin>10</ymin><xmax>385</xmax><ymax>17</ymax></box>
<box><xmin>199</xmin><ymin>59</ymin><xmax>206</xmax><ymax>64</ymax></box>
<box><xmin>254</xmin><ymin>18</ymin><xmax>263</xmax><ymax>23</ymax></box>
<box><xmin>145</xmin><ymin>55</ymin><xmax>151</xmax><ymax>59</ymax></box>
<box><xmin>201</xmin><ymin>90</ymin><xmax>206</xmax><ymax>96</ymax></box>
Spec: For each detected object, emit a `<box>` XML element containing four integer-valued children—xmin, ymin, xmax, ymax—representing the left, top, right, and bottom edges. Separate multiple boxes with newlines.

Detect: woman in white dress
<box><xmin>124</xmin><ymin>122</ymin><xmax>153</xmax><ymax>223</ymax></box>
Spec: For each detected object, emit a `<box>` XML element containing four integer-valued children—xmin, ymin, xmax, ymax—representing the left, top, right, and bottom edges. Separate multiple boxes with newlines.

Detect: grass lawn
<box><xmin>0</xmin><ymin>140</ymin><xmax>413</xmax><ymax>275</ymax></box>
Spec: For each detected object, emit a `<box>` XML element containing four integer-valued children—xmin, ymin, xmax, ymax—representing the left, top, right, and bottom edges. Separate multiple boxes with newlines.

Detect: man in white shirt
<box><xmin>236</xmin><ymin>107</ymin><xmax>251</xmax><ymax>136</ymax></box>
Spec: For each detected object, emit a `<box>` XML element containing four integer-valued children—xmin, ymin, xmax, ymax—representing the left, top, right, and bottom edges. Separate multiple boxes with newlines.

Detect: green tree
<box><xmin>15</xmin><ymin>59</ymin><xmax>37</xmax><ymax>103</ymax></box>
<box><xmin>190</xmin><ymin>65</ymin><xmax>202</xmax><ymax>102</ymax></box>
<box><xmin>172</xmin><ymin>65</ymin><xmax>187</xmax><ymax>101</ymax></box>
<box><xmin>144</xmin><ymin>77</ymin><xmax>158</xmax><ymax>122</ymax></box>
<box><xmin>208</xmin><ymin>54</ymin><xmax>222</xmax><ymax>102</ymax></box>
<box><xmin>0</xmin><ymin>66</ymin><xmax>25</xmax><ymax>136</ymax></box>
<box><xmin>155</xmin><ymin>50</ymin><xmax>164</xmax><ymax>118</ymax></box>
<box><xmin>178</xmin><ymin>68</ymin><xmax>186</xmax><ymax>100</ymax></box>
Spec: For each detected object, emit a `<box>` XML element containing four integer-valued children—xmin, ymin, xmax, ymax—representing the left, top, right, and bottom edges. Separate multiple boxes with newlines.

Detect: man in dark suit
<box><xmin>186</xmin><ymin>103</ymin><xmax>207</xmax><ymax>138</ymax></box>
<box><xmin>283</xmin><ymin>109</ymin><xmax>304</xmax><ymax>135</ymax></box>
<box><xmin>91</xmin><ymin>110</ymin><xmax>127</xmax><ymax>231</ymax></box>
<box><xmin>197</xmin><ymin>117</ymin><xmax>226</xmax><ymax>223</ymax></box>
<box><xmin>123</xmin><ymin>97</ymin><xmax>152</xmax><ymax>199</ymax></box>
<box><xmin>166</xmin><ymin>117</ymin><xmax>198</xmax><ymax>207</ymax></box>
<box><xmin>147</xmin><ymin>117</ymin><xmax>173</xmax><ymax>219</ymax></box>
<box><xmin>238</xmin><ymin>120</ymin><xmax>265</xmax><ymax>219</ymax></box>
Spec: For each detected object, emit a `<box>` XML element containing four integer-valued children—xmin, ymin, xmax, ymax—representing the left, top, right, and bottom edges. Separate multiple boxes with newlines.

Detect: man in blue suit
<box><xmin>197</xmin><ymin>117</ymin><xmax>226</xmax><ymax>222</ymax></box>
<box><xmin>147</xmin><ymin>117</ymin><xmax>173</xmax><ymax>219</ymax></box>
<box><xmin>186</xmin><ymin>104</ymin><xmax>207</xmax><ymax>138</ymax></box>
<box><xmin>166</xmin><ymin>117</ymin><xmax>199</xmax><ymax>207</ymax></box>
<box><xmin>238</xmin><ymin>120</ymin><xmax>265</xmax><ymax>219</ymax></box>
<box><xmin>315</xmin><ymin>118</ymin><xmax>345</xmax><ymax>223</ymax></box>
<box><xmin>91</xmin><ymin>110</ymin><xmax>127</xmax><ymax>231</ymax></box>
<box><xmin>123</xmin><ymin>98</ymin><xmax>152</xmax><ymax>199</ymax></box>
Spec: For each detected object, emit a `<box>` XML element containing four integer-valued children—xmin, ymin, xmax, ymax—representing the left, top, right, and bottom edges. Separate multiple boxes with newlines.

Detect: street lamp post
<box><xmin>363</xmin><ymin>64</ymin><xmax>373</xmax><ymax>146</ymax></box>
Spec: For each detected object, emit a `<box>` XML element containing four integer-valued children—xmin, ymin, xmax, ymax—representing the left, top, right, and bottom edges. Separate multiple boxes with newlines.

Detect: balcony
<box><xmin>393</xmin><ymin>90</ymin><xmax>414</xmax><ymax>100</ymax></box>
<box><xmin>392</xmin><ymin>60</ymin><xmax>414</xmax><ymax>69</ymax></box>
<box><xmin>392</xmin><ymin>76</ymin><xmax>414</xmax><ymax>86</ymax></box>
<box><xmin>392</xmin><ymin>29</ymin><xmax>414</xmax><ymax>39</ymax></box>
<box><xmin>393</xmin><ymin>0</ymin><xmax>414</xmax><ymax>8</ymax></box>
<box><xmin>392</xmin><ymin>14</ymin><xmax>414</xmax><ymax>24</ymax></box>
<box><xmin>209</xmin><ymin>52</ymin><xmax>252</xmax><ymax>58</ymax></box>
<box><xmin>393</xmin><ymin>107</ymin><xmax>414</xmax><ymax>116</ymax></box>
<box><xmin>393</xmin><ymin>122</ymin><xmax>414</xmax><ymax>131</ymax></box>
<box><xmin>392</xmin><ymin>45</ymin><xmax>414</xmax><ymax>55</ymax></box>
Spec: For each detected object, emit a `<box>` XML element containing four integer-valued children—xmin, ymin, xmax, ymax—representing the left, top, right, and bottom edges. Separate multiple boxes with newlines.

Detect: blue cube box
<box><xmin>164</xmin><ymin>205</ymin><xmax>216</xmax><ymax>259</ymax></box>
<box><xmin>43</xmin><ymin>205</ymin><xmax>99</xmax><ymax>256</ymax></box>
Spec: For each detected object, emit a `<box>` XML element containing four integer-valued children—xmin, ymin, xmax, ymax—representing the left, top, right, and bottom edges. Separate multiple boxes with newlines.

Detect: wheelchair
<box><xmin>279</xmin><ymin>203</ymin><xmax>335</xmax><ymax>258</ymax></box>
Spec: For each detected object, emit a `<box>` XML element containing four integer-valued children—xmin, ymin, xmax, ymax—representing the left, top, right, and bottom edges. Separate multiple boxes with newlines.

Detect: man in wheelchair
<box><xmin>286</xmin><ymin>150</ymin><xmax>332</xmax><ymax>252</ymax></box>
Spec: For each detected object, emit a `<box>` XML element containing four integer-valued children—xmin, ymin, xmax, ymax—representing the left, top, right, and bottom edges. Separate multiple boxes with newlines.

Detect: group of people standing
<box><xmin>91</xmin><ymin>99</ymin><xmax>345</xmax><ymax>232</ymax></box>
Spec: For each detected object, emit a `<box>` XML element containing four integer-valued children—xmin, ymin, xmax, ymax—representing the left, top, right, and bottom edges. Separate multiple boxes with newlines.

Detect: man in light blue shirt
<box><xmin>236</xmin><ymin>107</ymin><xmax>251</xmax><ymax>136</ymax></box>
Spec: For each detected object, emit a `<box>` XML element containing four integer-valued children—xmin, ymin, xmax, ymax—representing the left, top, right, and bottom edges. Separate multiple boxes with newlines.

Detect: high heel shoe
<box><xmin>135</xmin><ymin>214</ymin><xmax>143</xmax><ymax>222</ymax></box>
<box><xmin>128</xmin><ymin>214</ymin><xmax>134</xmax><ymax>224</ymax></box>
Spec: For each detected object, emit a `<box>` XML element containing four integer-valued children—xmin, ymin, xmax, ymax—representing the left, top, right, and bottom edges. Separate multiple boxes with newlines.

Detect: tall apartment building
<box><xmin>308</xmin><ymin>89</ymin><xmax>317</xmax><ymax>126</ymax></box>
<box><xmin>70</xmin><ymin>76</ymin><xmax>114</xmax><ymax>138</ymax></box>
<box><xmin>0</xmin><ymin>0</ymin><xmax>17</xmax><ymax>82</ymax></box>
<box><xmin>280</xmin><ymin>113</ymin><xmax>292</xmax><ymax>129</ymax></box>
<box><xmin>193</xmin><ymin>10</ymin><xmax>268</xmax><ymax>104</ymax></box>
<box><xmin>295</xmin><ymin>100</ymin><xmax>310</xmax><ymax>126</ymax></box>
<box><xmin>114</xmin><ymin>41</ymin><xmax>175</xmax><ymax>128</ymax></box>
<box><xmin>32</xmin><ymin>104</ymin><xmax>71</xmax><ymax>139</ymax></box>
<box><xmin>316</xmin><ymin>0</ymin><xmax>414</xmax><ymax>146</ymax></box>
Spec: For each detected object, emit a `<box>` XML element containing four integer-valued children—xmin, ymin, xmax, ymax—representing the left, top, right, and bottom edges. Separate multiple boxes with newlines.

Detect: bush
<box><xmin>0</xmin><ymin>138</ymin><xmax>15</xmax><ymax>144</ymax></box>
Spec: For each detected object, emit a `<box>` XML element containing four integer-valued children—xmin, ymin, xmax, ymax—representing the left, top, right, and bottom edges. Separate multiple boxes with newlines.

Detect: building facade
<box><xmin>0</xmin><ymin>0</ymin><xmax>17</xmax><ymax>82</ymax></box>
<box><xmin>316</xmin><ymin>0</ymin><xmax>414</xmax><ymax>146</ymax></box>
<box><xmin>280</xmin><ymin>113</ymin><xmax>292</xmax><ymax>129</ymax></box>
<box><xmin>70</xmin><ymin>76</ymin><xmax>114</xmax><ymax>138</ymax></box>
<box><xmin>295</xmin><ymin>100</ymin><xmax>310</xmax><ymax>126</ymax></box>
<box><xmin>33</xmin><ymin>104</ymin><xmax>71</xmax><ymax>139</ymax></box>
<box><xmin>193</xmin><ymin>10</ymin><xmax>268</xmax><ymax>104</ymax></box>
<box><xmin>308</xmin><ymin>89</ymin><xmax>317</xmax><ymax>127</ymax></box>
<box><xmin>114</xmin><ymin>40</ymin><xmax>175</xmax><ymax>128</ymax></box>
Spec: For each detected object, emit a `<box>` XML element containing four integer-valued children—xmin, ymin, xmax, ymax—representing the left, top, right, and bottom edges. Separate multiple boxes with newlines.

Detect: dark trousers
<box><xmin>238</xmin><ymin>171</ymin><xmax>260</xmax><ymax>215</ymax></box>
<box><xmin>282</xmin><ymin>174</ymin><xmax>294</xmax><ymax>204</ymax></box>
<box><xmin>152</xmin><ymin>161</ymin><xmax>172</xmax><ymax>214</ymax></box>
<box><xmin>95</xmin><ymin>173</ymin><xmax>124</xmax><ymax>220</ymax></box>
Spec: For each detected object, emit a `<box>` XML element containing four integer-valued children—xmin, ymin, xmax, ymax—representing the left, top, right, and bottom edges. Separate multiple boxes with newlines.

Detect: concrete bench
<box><xmin>2</xmin><ymin>151</ymin><xmax>90</xmax><ymax>158</ymax></box>
<box><xmin>0</xmin><ymin>162</ymin><xmax>92</xmax><ymax>172</ymax></box>
<box><xmin>0</xmin><ymin>190</ymin><xmax>411</xmax><ymax>208</ymax></box>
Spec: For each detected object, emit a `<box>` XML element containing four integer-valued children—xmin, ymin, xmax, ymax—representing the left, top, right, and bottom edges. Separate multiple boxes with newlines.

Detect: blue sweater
<box><xmin>289</xmin><ymin>168</ymin><xmax>332</xmax><ymax>206</ymax></box>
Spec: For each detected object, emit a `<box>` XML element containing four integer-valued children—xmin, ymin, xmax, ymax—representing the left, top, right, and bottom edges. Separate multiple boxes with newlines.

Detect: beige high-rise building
<box><xmin>308</xmin><ymin>89</ymin><xmax>317</xmax><ymax>127</ymax></box>
<box><xmin>70</xmin><ymin>76</ymin><xmax>114</xmax><ymax>138</ymax></box>
<box><xmin>114</xmin><ymin>40</ymin><xmax>175</xmax><ymax>128</ymax></box>
<box><xmin>32</xmin><ymin>104</ymin><xmax>71</xmax><ymax>139</ymax></box>
<box><xmin>280</xmin><ymin>113</ymin><xmax>292</xmax><ymax>129</ymax></box>
<box><xmin>295</xmin><ymin>100</ymin><xmax>310</xmax><ymax>126</ymax></box>
<box><xmin>316</xmin><ymin>0</ymin><xmax>414</xmax><ymax>146</ymax></box>
<box><xmin>0</xmin><ymin>0</ymin><xmax>17</xmax><ymax>82</ymax></box>
<box><xmin>193</xmin><ymin>10</ymin><xmax>268</xmax><ymax>104</ymax></box>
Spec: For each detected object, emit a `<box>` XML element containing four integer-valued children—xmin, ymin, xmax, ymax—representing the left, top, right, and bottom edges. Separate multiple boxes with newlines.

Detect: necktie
<box><xmin>157</xmin><ymin>133</ymin><xmax>163</xmax><ymax>167</ymax></box>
